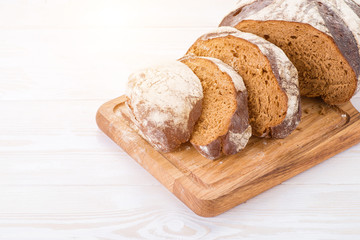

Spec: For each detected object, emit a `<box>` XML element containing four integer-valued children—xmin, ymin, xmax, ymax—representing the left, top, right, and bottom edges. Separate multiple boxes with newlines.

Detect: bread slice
<box><xmin>179</xmin><ymin>56</ymin><xmax>251</xmax><ymax>159</ymax></box>
<box><xmin>220</xmin><ymin>0</ymin><xmax>360</xmax><ymax>104</ymax></box>
<box><xmin>186</xmin><ymin>27</ymin><xmax>300</xmax><ymax>138</ymax></box>
<box><xmin>126</xmin><ymin>61</ymin><xmax>203</xmax><ymax>152</ymax></box>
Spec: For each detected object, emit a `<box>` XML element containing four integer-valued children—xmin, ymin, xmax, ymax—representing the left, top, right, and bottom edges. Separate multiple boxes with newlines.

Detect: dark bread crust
<box><xmin>191</xmin><ymin>90</ymin><xmax>250</xmax><ymax>160</ymax></box>
<box><xmin>262</xmin><ymin>43</ymin><xmax>302</xmax><ymax>138</ymax></box>
<box><xmin>222</xmin><ymin>90</ymin><xmax>251</xmax><ymax>154</ymax></box>
<box><xmin>180</xmin><ymin>56</ymin><xmax>251</xmax><ymax>160</ymax></box>
<box><xmin>191</xmin><ymin>89</ymin><xmax>250</xmax><ymax>160</ymax></box>
<box><xmin>316</xmin><ymin>1</ymin><xmax>360</xmax><ymax>78</ymax></box>
<box><xmin>270</xmin><ymin>98</ymin><xmax>301</xmax><ymax>138</ymax></box>
<box><xmin>192</xmin><ymin>138</ymin><xmax>222</xmax><ymax>160</ymax></box>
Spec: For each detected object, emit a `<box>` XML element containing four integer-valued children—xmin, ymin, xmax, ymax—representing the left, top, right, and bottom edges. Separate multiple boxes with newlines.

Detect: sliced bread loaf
<box><xmin>186</xmin><ymin>27</ymin><xmax>300</xmax><ymax>138</ymax></box>
<box><xmin>126</xmin><ymin>61</ymin><xmax>203</xmax><ymax>152</ymax></box>
<box><xmin>179</xmin><ymin>56</ymin><xmax>251</xmax><ymax>159</ymax></box>
<box><xmin>220</xmin><ymin>0</ymin><xmax>360</xmax><ymax>104</ymax></box>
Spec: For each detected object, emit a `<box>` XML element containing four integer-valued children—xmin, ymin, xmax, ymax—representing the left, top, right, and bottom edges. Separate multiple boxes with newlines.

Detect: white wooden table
<box><xmin>1</xmin><ymin>1</ymin><xmax>360</xmax><ymax>239</ymax></box>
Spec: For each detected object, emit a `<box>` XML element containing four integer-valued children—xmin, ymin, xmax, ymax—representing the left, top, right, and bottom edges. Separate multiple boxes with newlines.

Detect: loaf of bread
<box><xmin>220</xmin><ymin>0</ymin><xmax>360</xmax><ymax>105</ymax></box>
<box><xmin>126</xmin><ymin>61</ymin><xmax>203</xmax><ymax>152</ymax></box>
<box><xmin>179</xmin><ymin>56</ymin><xmax>251</xmax><ymax>159</ymax></box>
<box><xmin>186</xmin><ymin>27</ymin><xmax>301</xmax><ymax>138</ymax></box>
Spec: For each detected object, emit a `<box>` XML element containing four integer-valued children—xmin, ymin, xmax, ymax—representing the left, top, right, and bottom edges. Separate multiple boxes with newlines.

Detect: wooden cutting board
<box><xmin>96</xmin><ymin>95</ymin><xmax>360</xmax><ymax>217</ymax></box>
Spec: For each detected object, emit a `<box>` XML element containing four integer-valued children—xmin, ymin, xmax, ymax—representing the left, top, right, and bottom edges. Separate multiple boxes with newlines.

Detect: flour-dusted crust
<box><xmin>198</xmin><ymin>27</ymin><xmax>300</xmax><ymax>138</ymax></box>
<box><xmin>126</xmin><ymin>61</ymin><xmax>203</xmax><ymax>152</ymax></box>
<box><xmin>220</xmin><ymin>0</ymin><xmax>360</xmax><ymax>94</ymax></box>
<box><xmin>180</xmin><ymin>56</ymin><xmax>251</xmax><ymax>159</ymax></box>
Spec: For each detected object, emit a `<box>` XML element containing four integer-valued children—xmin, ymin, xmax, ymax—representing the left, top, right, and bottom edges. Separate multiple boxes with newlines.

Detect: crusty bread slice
<box><xmin>179</xmin><ymin>56</ymin><xmax>251</xmax><ymax>159</ymax></box>
<box><xmin>186</xmin><ymin>27</ymin><xmax>300</xmax><ymax>138</ymax></box>
<box><xmin>220</xmin><ymin>0</ymin><xmax>360</xmax><ymax>104</ymax></box>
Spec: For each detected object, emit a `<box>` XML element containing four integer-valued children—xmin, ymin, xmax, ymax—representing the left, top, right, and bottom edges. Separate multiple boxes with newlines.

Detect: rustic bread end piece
<box><xmin>126</xmin><ymin>61</ymin><xmax>203</xmax><ymax>152</ymax></box>
<box><xmin>180</xmin><ymin>56</ymin><xmax>251</xmax><ymax>159</ymax></box>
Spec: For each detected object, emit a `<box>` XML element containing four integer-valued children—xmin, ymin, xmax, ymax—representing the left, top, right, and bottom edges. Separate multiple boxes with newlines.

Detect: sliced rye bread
<box><xmin>186</xmin><ymin>27</ymin><xmax>300</xmax><ymax>138</ymax></box>
<box><xmin>126</xmin><ymin>61</ymin><xmax>203</xmax><ymax>152</ymax></box>
<box><xmin>179</xmin><ymin>56</ymin><xmax>252</xmax><ymax>159</ymax></box>
<box><xmin>220</xmin><ymin>0</ymin><xmax>360</xmax><ymax>105</ymax></box>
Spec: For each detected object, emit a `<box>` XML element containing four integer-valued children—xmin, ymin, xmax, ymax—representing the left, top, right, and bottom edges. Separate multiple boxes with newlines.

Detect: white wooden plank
<box><xmin>0</xmin><ymin>0</ymin><xmax>234</xmax><ymax>29</ymax></box>
<box><xmin>0</xmin><ymin>100</ymin><xmax>104</xmax><ymax>132</ymax></box>
<box><xmin>1</xmin><ymin>152</ymin><xmax>359</xmax><ymax>186</ymax></box>
<box><xmin>0</xmin><ymin>28</ymin><xmax>213</xmax><ymax>100</ymax></box>
<box><xmin>0</xmin><ymin>152</ymin><xmax>160</xmax><ymax>187</ymax></box>
<box><xmin>2</xmin><ymin>153</ymin><xmax>360</xmax><ymax>188</ymax></box>
<box><xmin>0</xmin><ymin>144</ymin><xmax>359</xmax><ymax>186</ymax></box>
<box><xmin>1</xmin><ymin>142</ymin><xmax>359</xmax><ymax>186</ymax></box>
<box><xmin>0</xmin><ymin>99</ymin><xmax>157</xmax><ymax>186</ymax></box>
<box><xmin>0</xmin><ymin>100</ymin><xmax>359</xmax><ymax>186</ymax></box>
<box><xmin>0</xmin><ymin>185</ymin><xmax>359</xmax><ymax>239</ymax></box>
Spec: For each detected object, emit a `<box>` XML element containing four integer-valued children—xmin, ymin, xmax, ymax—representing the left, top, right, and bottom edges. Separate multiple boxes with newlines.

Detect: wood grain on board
<box><xmin>96</xmin><ymin>95</ymin><xmax>360</xmax><ymax>217</ymax></box>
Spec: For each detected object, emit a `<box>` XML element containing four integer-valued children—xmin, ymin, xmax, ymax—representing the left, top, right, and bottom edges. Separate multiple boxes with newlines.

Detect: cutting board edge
<box><xmin>172</xmin><ymin>101</ymin><xmax>360</xmax><ymax>217</ymax></box>
<box><xmin>173</xmin><ymin>126</ymin><xmax>360</xmax><ymax>217</ymax></box>
<box><xmin>96</xmin><ymin>97</ymin><xmax>187</xmax><ymax>191</ymax></box>
<box><xmin>96</xmin><ymin>96</ymin><xmax>360</xmax><ymax>217</ymax></box>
